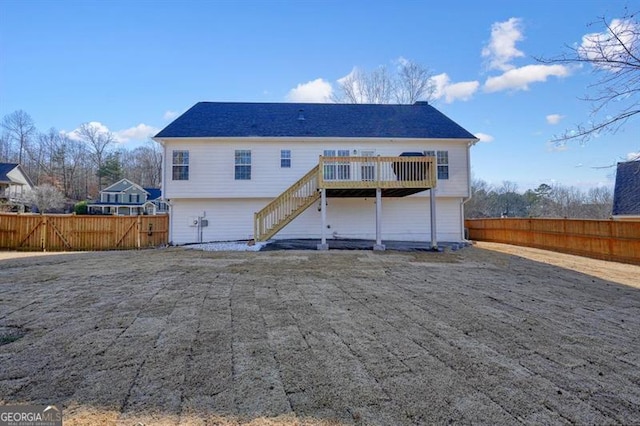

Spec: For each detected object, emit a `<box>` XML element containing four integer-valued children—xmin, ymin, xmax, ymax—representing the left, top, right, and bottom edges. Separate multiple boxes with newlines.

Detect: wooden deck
<box><xmin>318</xmin><ymin>155</ymin><xmax>436</xmax><ymax>195</ymax></box>
<box><xmin>254</xmin><ymin>156</ymin><xmax>436</xmax><ymax>242</ymax></box>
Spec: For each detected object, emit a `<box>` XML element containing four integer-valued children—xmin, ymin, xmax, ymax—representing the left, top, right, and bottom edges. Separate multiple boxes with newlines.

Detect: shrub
<box><xmin>74</xmin><ymin>200</ymin><xmax>88</xmax><ymax>215</ymax></box>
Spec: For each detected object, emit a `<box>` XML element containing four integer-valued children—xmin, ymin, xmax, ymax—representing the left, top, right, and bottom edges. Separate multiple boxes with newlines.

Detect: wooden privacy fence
<box><xmin>0</xmin><ymin>213</ymin><xmax>169</xmax><ymax>251</ymax></box>
<box><xmin>465</xmin><ymin>218</ymin><xmax>640</xmax><ymax>265</ymax></box>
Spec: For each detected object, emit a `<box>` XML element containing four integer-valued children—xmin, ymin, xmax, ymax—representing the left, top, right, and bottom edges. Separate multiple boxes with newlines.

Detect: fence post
<box><xmin>608</xmin><ymin>219</ymin><xmax>614</xmax><ymax>259</ymax></box>
<box><xmin>41</xmin><ymin>215</ymin><xmax>47</xmax><ymax>252</ymax></box>
<box><xmin>136</xmin><ymin>215</ymin><xmax>142</xmax><ymax>249</ymax></box>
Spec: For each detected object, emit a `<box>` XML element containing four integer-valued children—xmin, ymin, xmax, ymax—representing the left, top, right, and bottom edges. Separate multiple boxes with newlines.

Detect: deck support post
<box><xmin>317</xmin><ymin>188</ymin><xmax>329</xmax><ymax>250</ymax></box>
<box><xmin>430</xmin><ymin>187</ymin><xmax>438</xmax><ymax>250</ymax></box>
<box><xmin>373</xmin><ymin>187</ymin><xmax>385</xmax><ymax>251</ymax></box>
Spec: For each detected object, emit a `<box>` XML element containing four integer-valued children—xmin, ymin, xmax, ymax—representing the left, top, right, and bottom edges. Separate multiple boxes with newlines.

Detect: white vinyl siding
<box><xmin>169</xmin><ymin>197</ymin><xmax>463</xmax><ymax>244</ymax></box>
<box><xmin>162</xmin><ymin>138</ymin><xmax>469</xmax><ymax>200</ymax></box>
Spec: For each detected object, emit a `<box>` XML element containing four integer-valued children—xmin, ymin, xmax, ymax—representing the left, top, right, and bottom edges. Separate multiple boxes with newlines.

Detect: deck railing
<box><xmin>318</xmin><ymin>156</ymin><xmax>436</xmax><ymax>189</ymax></box>
<box><xmin>253</xmin><ymin>156</ymin><xmax>437</xmax><ymax>242</ymax></box>
<box><xmin>254</xmin><ymin>165</ymin><xmax>320</xmax><ymax>242</ymax></box>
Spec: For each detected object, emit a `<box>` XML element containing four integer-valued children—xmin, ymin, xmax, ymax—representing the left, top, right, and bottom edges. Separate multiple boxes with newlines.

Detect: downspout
<box><xmin>461</xmin><ymin>138</ymin><xmax>479</xmax><ymax>242</ymax></box>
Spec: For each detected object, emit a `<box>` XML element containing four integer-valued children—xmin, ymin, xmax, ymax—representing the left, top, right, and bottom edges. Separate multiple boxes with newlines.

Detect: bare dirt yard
<box><xmin>0</xmin><ymin>243</ymin><xmax>639</xmax><ymax>425</ymax></box>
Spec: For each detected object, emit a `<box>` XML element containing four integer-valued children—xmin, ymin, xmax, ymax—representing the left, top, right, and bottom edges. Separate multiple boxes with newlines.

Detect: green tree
<box><xmin>97</xmin><ymin>152</ymin><xmax>123</xmax><ymax>187</ymax></box>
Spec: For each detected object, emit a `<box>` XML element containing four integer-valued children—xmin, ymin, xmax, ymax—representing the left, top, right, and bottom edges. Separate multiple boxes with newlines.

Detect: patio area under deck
<box><xmin>317</xmin><ymin>155</ymin><xmax>438</xmax><ymax>251</ymax></box>
<box><xmin>253</xmin><ymin>155</ymin><xmax>438</xmax><ymax>247</ymax></box>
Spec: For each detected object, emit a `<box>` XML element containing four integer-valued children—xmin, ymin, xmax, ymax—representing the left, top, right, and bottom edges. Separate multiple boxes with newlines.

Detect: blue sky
<box><xmin>1</xmin><ymin>0</ymin><xmax>638</xmax><ymax>191</ymax></box>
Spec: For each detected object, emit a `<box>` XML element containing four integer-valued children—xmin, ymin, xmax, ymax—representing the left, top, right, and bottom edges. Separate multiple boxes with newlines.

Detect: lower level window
<box><xmin>235</xmin><ymin>150</ymin><xmax>251</xmax><ymax>180</ymax></box>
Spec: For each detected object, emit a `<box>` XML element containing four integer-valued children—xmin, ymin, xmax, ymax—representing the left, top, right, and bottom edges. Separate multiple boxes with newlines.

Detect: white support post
<box><xmin>430</xmin><ymin>187</ymin><xmax>438</xmax><ymax>250</ymax></box>
<box><xmin>317</xmin><ymin>188</ymin><xmax>329</xmax><ymax>250</ymax></box>
<box><xmin>373</xmin><ymin>187</ymin><xmax>385</xmax><ymax>251</ymax></box>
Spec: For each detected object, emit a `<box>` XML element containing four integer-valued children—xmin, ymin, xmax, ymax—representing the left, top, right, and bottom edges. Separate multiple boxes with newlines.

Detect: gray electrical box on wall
<box><xmin>200</xmin><ymin>219</ymin><xmax>209</xmax><ymax>227</ymax></box>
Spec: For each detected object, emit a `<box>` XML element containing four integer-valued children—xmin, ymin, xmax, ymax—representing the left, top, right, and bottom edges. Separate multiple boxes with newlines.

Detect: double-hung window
<box><xmin>172</xmin><ymin>150</ymin><xmax>189</xmax><ymax>180</ymax></box>
<box><xmin>437</xmin><ymin>151</ymin><xmax>449</xmax><ymax>180</ymax></box>
<box><xmin>425</xmin><ymin>150</ymin><xmax>449</xmax><ymax>180</ymax></box>
<box><xmin>280</xmin><ymin>150</ymin><xmax>291</xmax><ymax>168</ymax></box>
<box><xmin>235</xmin><ymin>150</ymin><xmax>251</xmax><ymax>180</ymax></box>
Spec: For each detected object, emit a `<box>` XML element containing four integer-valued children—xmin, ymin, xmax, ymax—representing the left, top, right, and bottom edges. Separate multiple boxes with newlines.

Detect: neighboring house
<box><xmin>87</xmin><ymin>178</ymin><xmax>168</xmax><ymax>215</ymax></box>
<box><xmin>154</xmin><ymin>101</ymin><xmax>478</xmax><ymax>248</ymax></box>
<box><xmin>0</xmin><ymin>163</ymin><xmax>34</xmax><ymax>212</ymax></box>
<box><xmin>612</xmin><ymin>160</ymin><xmax>640</xmax><ymax>220</ymax></box>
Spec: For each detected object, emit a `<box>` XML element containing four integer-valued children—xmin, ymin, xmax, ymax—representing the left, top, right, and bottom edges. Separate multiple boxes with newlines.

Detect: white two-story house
<box><xmin>154</xmin><ymin>101</ymin><xmax>477</xmax><ymax>248</ymax></box>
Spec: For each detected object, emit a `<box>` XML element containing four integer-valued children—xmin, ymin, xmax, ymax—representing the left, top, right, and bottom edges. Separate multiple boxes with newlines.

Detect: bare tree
<box><xmin>0</xmin><ymin>133</ymin><xmax>10</xmax><ymax>162</ymax></box>
<box><xmin>585</xmin><ymin>186</ymin><xmax>613</xmax><ymax>218</ymax></box>
<box><xmin>121</xmin><ymin>141</ymin><xmax>163</xmax><ymax>187</ymax></box>
<box><xmin>62</xmin><ymin>136</ymin><xmax>91</xmax><ymax>200</ymax></box>
<box><xmin>465</xmin><ymin>178</ymin><xmax>495</xmax><ymax>218</ymax></box>
<box><xmin>336</xmin><ymin>67</ymin><xmax>395</xmax><ymax>104</ymax></box>
<box><xmin>334</xmin><ymin>59</ymin><xmax>435</xmax><ymax>104</ymax></box>
<box><xmin>25</xmin><ymin>128</ymin><xmax>60</xmax><ymax>185</ymax></box>
<box><xmin>549</xmin><ymin>185</ymin><xmax>586</xmax><ymax>218</ymax></box>
<box><xmin>1</xmin><ymin>110</ymin><xmax>36</xmax><ymax>164</ymax></box>
<box><xmin>77</xmin><ymin>122</ymin><xmax>115</xmax><ymax>190</ymax></box>
<box><xmin>539</xmin><ymin>9</ymin><xmax>639</xmax><ymax>143</ymax></box>
<box><xmin>395</xmin><ymin>59</ymin><xmax>436</xmax><ymax>104</ymax></box>
<box><xmin>24</xmin><ymin>184</ymin><xmax>66</xmax><ymax>213</ymax></box>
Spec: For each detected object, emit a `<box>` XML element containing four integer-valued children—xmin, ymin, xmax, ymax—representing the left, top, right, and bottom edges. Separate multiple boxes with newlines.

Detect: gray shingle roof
<box><xmin>612</xmin><ymin>161</ymin><xmax>640</xmax><ymax>216</ymax></box>
<box><xmin>155</xmin><ymin>102</ymin><xmax>477</xmax><ymax>140</ymax></box>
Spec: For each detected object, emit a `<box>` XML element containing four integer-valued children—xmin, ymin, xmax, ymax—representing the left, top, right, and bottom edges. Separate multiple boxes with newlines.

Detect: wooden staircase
<box><xmin>253</xmin><ymin>165</ymin><xmax>320</xmax><ymax>242</ymax></box>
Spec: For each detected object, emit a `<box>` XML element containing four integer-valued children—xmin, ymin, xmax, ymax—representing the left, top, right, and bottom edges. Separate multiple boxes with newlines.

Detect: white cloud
<box><xmin>62</xmin><ymin>122</ymin><xmax>158</xmax><ymax>144</ymax></box>
<box><xmin>286</xmin><ymin>78</ymin><xmax>333</xmax><ymax>103</ymax></box>
<box><xmin>163</xmin><ymin>110</ymin><xmax>179</xmax><ymax>120</ymax></box>
<box><xmin>431</xmin><ymin>73</ymin><xmax>479</xmax><ymax>103</ymax></box>
<box><xmin>546</xmin><ymin>114</ymin><xmax>564</xmax><ymax>125</ymax></box>
<box><xmin>482</xmin><ymin>18</ymin><xmax>525</xmax><ymax>71</ymax></box>
<box><xmin>474</xmin><ymin>132</ymin><xmax>494</xmax><ymax>142</ymax></box>
<box><xmin>484</xmin><ymin>64</ymin><xmax>570</xmax><ymax>92</ymax></box>
<box><xmin>579</xmin><ymin>18</ymin><xmax>639</xmax><ymax>71</ymax></box>
<box><xmin>115</xmin><ymin>123</ymin><xmax>159</xmax><ymax>143</ymax></box>
<box><xmin>627</xmin><ymin>152</ymin><xmax>640</xmax><ymax>161</ymax></box>
<box><xmin>62</xmin><ymin>121</ymin><xmax>110</xmax><ymax>142</ymax></box>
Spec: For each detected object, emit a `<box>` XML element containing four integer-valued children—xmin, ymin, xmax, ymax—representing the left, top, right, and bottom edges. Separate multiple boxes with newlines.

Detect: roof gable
<box><xmin>155</xmin><ymin>102</ymin><xmax>477</xmax><ymax>140</ymax></box>
<box><xmin>0</xmin><ymin>163</ymin><xmax>34</xmax><ymax>187</ymax></box>
<box><xmin>101</xmin><ymin>178</ymin><xmax>148</xmax><ymax>194</ymax></box>
<box><xmin>612</xmin><ymin>161</ymin><xmax>640</xmax><ymax>216</ymax></box>
<box><xmin>0</xmin><ymin>163</ymin><xmax>18</xmax><ymax>183</ymax></box>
